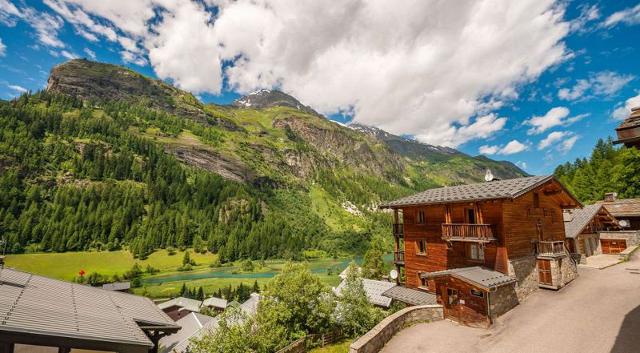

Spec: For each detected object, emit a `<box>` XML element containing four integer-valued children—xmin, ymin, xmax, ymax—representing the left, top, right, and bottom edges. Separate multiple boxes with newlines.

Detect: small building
<box><xmin>333</xmin><ymin>278</ymin><xmax>396</xmax><ymax>308</ymax></box>
<box><xmin>598</xmin><ymin>193</ymin><xmax>640</xmax><ymax>230</ymax></box>
<box><xmin>202</xmin><ymin>296</ymin><xmax>228</xmax><ymax>313</ymax></box>
<box><xmin>158</xmin><ymin>297</ymin><xmax>203</xmax><ymax>321</ymax></box>
<box><xmin>380</xmin><ymin>175</ymin><xmax>581</xmax><ymax>327</ymax></box>
<box><xmin>0</xmin><ymin>267</ymin><xmax>179</xmax><ymax>353</ymax></box>
<box><xmin>159</xmin><ymin>312</ymin><xmax>214</xmax><ymax>353</ymax></box>
<box><xmin>102</xmin><ymin>281</ymin><xmax>132</xmax><ymax>292</ymax></box>
<box><xmin>613</xmin><ymin>106</ymin><xmax>640</xmax><ymax>149</ymax></box>
<box><xmin>563</xmin><ymin>204</ymin><xmax>619</xmax><ymax>262</ymax></box>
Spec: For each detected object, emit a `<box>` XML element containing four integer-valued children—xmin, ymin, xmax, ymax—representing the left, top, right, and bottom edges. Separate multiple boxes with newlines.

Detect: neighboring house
<box><xmin>159</xmin><ymin>312</ymin><xmax>214</xmax><ymax>353</ymax></box>
<box><xmin>563</xmin><ymin>204</ymin><xmax>619</xmax><ymax>262</ymax></box>
<box><xmin>202</xmin><ymin>296</ymin><xmax>228</xmax><ymax>313</ymax></box>
<box><xmin>380</xmin><ymin>175</ymin><xmax>581</xmax><ymax>327</ymax></box>
<box><xmin>102</xmin><ymin>281</ymin><xmax>132</xmax><ymax>292</ymax></box>
<box><xmin>598</xmin><ymin>193</ymin><xmax>640</xmax><ymax>230</ymax></box>
<box><xmin>613</xmin><ymin>106</ymin><xmax>640</xmax><ymax>149</ymax></box>
<box><xmin>333</xmin><ymin>278</ymin><xmax>396</xmax><ymax>308</ymax></box>
<box><xmin>0</xmin><ymin>265</ymin><xmax>179</xmax><ymax>353</ymax></box>
<box><xmin>169</xmin><ymin>293</ymin><xmax>261</xmax><ymax>353</ymax></box>
<box><xmin>158</xmin><ymin>297</ymin><xmax>203</xmax><ymax>321</ymax></box>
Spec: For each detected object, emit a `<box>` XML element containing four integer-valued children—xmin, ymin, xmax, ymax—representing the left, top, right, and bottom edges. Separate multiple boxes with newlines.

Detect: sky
<box><xmin>0</xmin><ymin>0</ymin><xmax>639</xmax><ymax>175</ymax></box>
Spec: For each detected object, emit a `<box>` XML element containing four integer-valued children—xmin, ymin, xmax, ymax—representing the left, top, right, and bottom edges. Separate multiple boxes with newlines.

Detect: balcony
<box><xmin>536</xmin><ymin>241</ymin><xmax>566</xmax><ymax>257</ymax></box>
<box><xmin>393</xmin><ymin>223</ymin><xmax>404</xmax><ymax>238</ymax></box>
<box><xmin>441</xmin><ymin>223</ymin><xmax>496</xmax><ymax>243</ymax></box>
<box><xmin>394</xmin><ymin>251</ymin><xmax>405</xmax><ymax>265</ymax></box>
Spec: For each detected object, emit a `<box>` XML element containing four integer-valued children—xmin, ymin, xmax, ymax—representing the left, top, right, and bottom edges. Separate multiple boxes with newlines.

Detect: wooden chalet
<box><xmin>380</xmin><ymin>175</ymin><xmax>581</xmax><ymax>327</ymax></box>
<box><xmin>614</xmin><ymin>106</ymin><xmax>640</xmax><ymax>149</ymax></box>
<box><xmin>563</xmin><ymin>204</ymin><xmax>619</xmax><ymax>262</ymax></box>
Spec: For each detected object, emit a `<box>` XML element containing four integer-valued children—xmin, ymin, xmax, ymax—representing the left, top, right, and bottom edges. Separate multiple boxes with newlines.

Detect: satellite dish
<box><xmin>619</xmin><ymin>219</ymin><xmax>630</xmax><ymax>228</ymax></box>
<box><xmin>485</xmin><ymin>169</ymin><xmax>494</xmax><ymax>182</ymax></box>
<box><xmin>389</xmin><ymin>269</ymin><xmax>398</xmax><ymax>280</ymax></box>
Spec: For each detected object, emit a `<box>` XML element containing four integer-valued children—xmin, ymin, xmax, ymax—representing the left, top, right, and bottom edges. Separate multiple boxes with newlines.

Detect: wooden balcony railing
<box><xmin>441</xmin><ymin>223</ymin><xmax>496</xmax><ymax>242</ymax></box>
<box><xmin>394</xmin><ymin>251</ymin><xmax>405</xmax><ymax>264</ymax></box>
<box><xmin>536</xmin><ymin>241</ymin><xmax>566</xmax><ymax>257</ymax></box>
<box><xmin>393</xmin><ymin>223</ymin><xmax>404</xmax><ymax>237</ymax></box>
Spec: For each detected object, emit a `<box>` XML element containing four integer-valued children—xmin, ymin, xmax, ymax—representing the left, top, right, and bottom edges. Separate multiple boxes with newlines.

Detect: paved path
<box><xmin>381</xmin><ymin>252</ymin><xmax>640</xmax><ymax>353</ymax></box>
<box><xmin>581</xmin><ymin>254</ymin><xmax>622</xmax><ymax>269</ymax></box>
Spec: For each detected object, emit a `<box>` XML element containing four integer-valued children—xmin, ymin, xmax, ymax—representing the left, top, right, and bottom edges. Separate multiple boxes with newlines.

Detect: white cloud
<box><xmin>558</xmin><ymin>71</ymin><xmax>634</xmax><ymax>101</ymax></box>
<box><xmin>46</xmin><ymin>0</ymin><xmax>570</xmax><ymax>147</ymax></box>
<box><xmin>516</xmin><ymin>161</ymin><xmax>528</xmax><ymax>170</ymax></box>
<box><xmin>60</xmin><ymin>50</ymin><xmax>78</xmax><ymax>60</ymax></box>
<box><xmin>83</xmin><ymin>47</ymin><xmax>96</xmax><ymax>60</ymax></box>
<box><xmin>0</xmin><ymin>0</ymin><xmax>20</xmax><ymax>26</ymax></box>
<box><xmin>603</xmin><ymin>4</ymin><xmax>640</xmax><ymax>28</ymax></box>
<box><xmin>0</xmin><ymin>1</ymin><xmax>66</xmax><ymax>48</ymax></box>
<box><xmin>538</xmin><ymin>130</ymin><xmax>578</xmax><ymax>152</ymax></box>
<box><xmin>569</xmin><ymin>4</ymin><xmax>600</xmax><ymax>33</ymax></box>
<box><xmin>612</xmin><ymin>93</ymin><xmax>640</xmax><ymax>120</ymax></box>
<box><xmin>8</xmin><ymin>84</ymin><xmax>28</xmax><ymax>93</ymax></box>
<box><xmin>479</xmin><ymin>139</ymin><xmax>528</xmax><ymax>155</ymax></box>
<box><xmin>0</xmin><ymin>37</ymin><xmax>5</xmax><ymax>57</ymax></box>
<box><xmin>524</xmin><ymin>107</ymin><xmax>587</xmax><ymax>135</ymax></box>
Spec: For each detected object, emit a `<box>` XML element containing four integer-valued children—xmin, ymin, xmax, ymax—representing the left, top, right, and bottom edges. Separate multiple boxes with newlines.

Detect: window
<box><xmin>447</xmin><ymin>288</ymin><xmax>459</xmax><ymax>305</ymax></box>
<box><xmin>416</xmin><ymin>239</ymin><xmax>427</xmax><ymax>255</ymax></box>
<box><xmin>417</xmin><ymin>209</ymin><xmax>426</xmax><ymax>224</ymax></box>
<box><xmin>466</xmin><ymin>208</ymin><xmax>476</xmax><ymax>224</ymax></box>
<box><xmin>467</xmin><ymin>243</ymin><xmax>484</xmax><ymax>261</ymax></box>
<box><xmin>470</xmin><ymin>288</ymin><xmax>484</xmax><ymax>297</ymax></box>
<box><xmin>419</xmin><ymin>275</ymin><xmax>428</xmax><ymax>288</ymax></box>
<box><xmin>533</xmin><ymin>192</ymin><xmax>540</xmax><ymax>208</ymax></box>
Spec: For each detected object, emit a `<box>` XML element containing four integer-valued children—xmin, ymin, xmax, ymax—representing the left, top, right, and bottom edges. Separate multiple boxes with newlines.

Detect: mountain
<box><xmin>0</xmin><ymin>59</ymin><xmax>526</xmax><ymax>259</ymax></box>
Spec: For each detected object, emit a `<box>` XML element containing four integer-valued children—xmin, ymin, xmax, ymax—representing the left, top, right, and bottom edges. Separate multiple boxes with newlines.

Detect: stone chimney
<box><xmin>604</xmin><ymin>192</ymin><xmax>617</xmax><ymax>202</ymax></box>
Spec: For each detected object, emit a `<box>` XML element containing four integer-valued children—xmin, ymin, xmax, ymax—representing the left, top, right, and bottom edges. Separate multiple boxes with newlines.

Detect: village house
<box><xmin>613</xmin><ymin>106</ymin><xmax>640</xmax><ymax>149</ymax></box>
<box><xmin>595</xmin><ymin>193</ymin><xmax>640</xmax><ymax>254</ymax></box>
<box><xmin>158</xmin><ymin>297</ymin><xmax>203</xmax><ymax>321</ymax></box>
<box><xmin>380</xmin><ymin>175</ymin><xmax>581</xmax><ymax>327</ymax></box>
<box><xmin>0</xmin><ymin>259</ymin><xmax>180</xmax><ymax>353</ymax></box>
<box><xmin>563</xmin><ymin>204</ymin><xmax>619</xmax><ymax>262</ymax></box>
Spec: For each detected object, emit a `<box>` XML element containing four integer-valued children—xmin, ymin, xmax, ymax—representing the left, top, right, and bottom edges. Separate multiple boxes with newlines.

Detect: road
<box><xmin>380</xmin><ymin>252</ymin><xmax>640</xmax><ymax>353</ymax></box>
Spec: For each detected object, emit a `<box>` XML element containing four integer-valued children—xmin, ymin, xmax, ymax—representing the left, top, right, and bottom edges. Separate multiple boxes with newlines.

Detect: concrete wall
<box><xmin>349</xmin><ymin>305</ymin><xmax>443</xmax><ymax>353</ymax></box>
<box><xmin>507</xmin><ymin>255</ymin><xmax>538</xmax><ymax>301</ymax></box>
<box><xmin>489</xmin><ymin>284</ymin><xmax>519</xmax><ymax>319</ymax></box>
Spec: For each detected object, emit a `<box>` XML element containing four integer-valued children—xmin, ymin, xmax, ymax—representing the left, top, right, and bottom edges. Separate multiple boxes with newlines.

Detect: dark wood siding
<box><xmin>434</xmin><ymin>276</ymin><xmax>490</xmax><ymax>328</ymax></box>
<box><xmin>601</xmin><ymin>239</ymin><xmax>627</xmax><ymax>254</ymax></box>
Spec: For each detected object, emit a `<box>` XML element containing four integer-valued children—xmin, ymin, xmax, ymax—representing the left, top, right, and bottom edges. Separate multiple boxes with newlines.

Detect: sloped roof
<box><xmin>380</xmin><ymin>175</ymin><xmax>577</xmax><ymax>208</ymax></box>
<box><xmin>159</xmin><ymin>312</ymin><xmax>214</xmax><ymax>353</ymax></box>
<box><xmin>381</xmin><ymin>286</ymin><xmax>437</xmax><ymax>306</ymax></box>
<box><xmin>334</xmin><ymin>278</ymin><xmax>395</xmax><ymax>308</ymax></box>
<box><xmin>616</xmin><ymin>107</ymin><xmax>640</xmax><ymax>130</ymax></box>
<box><xmin>597</xmin><ymin>198</ymin><xmax>640</xmax><ymax>217</ymax></box>
<box><xmin>0</xmin><ymin>267</ymin><xmax>179</xmax><ymax>347</ymax></box>
<box><xmin>102</xmin><ymin>281</ymin><xmax>131</xmax><ymax>291</ymax></box>
<box><xmin>564</xmin><ymin>204</ymin><xmax>616</xmax><ymax>238</ymax></box>
<box><xmin>157</xmin><ymin>297</ymin><xmax>202</xmax><ymax>313</ymax></box>
<box><xmin>202</xmin><ymin>296</ymin><xmax>227</xmax><ymax>309</ymax></box>
<box><xmin>421</xmin><ymin>266</ymin><xmax>516</xmax><ymax>290</ymax></box>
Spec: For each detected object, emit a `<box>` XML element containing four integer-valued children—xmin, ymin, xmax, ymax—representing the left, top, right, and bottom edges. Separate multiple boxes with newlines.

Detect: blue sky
<box><xmin>0</xmin><ymin>1</ymin><xmax>639</xmax><ymax>175</ymax></box>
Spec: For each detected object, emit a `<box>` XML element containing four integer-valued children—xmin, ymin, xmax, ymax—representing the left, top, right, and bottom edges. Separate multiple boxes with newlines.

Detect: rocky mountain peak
<box><xmin>232</xmin><ymin>89</ymin><xmax>318</xmax><ymax>115</ymax></box>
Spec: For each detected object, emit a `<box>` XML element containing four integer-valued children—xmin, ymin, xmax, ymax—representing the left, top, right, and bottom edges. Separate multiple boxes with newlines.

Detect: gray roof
<box><xmin>159</xmin><ymin>312</ymin><xmax>214</xmax><ymax>353</ymax></box>
<box><xmin>102</xmin><ymin>281</ymin><xmax>131</xmax><ymax>291</ymax></box>
<box><xmin>157</xmin><ymin>297</ymin><xmax>202</xmax><ymax>313</ymax></box>
<box><xmin>202</xmin><ymin>296</ymin><xmax>227</xmax><ymax>309</ymax></box>
<box><xmin>564</xmin><ymin>204</ymin><xmax>612</xmax><ymax>239</ymax></box>
<box><xmin>0</xmin><ymin>267</ymin><xmax>179</xmax><ymax>347</ymax></box>
<box><xmin>381</xmin><ymin>175</ymin><xmax>556</xmax><ymax>208</ymax></box>
<box><xmin>334</xmin><ymin>278</ymin><xmax>396</xmax><ymax>308</ymax></box>
<box><xmin>422</xmin><ymin>266</ymin><xmax>516</xmax><ymax>290</ymax></box>
<box><xmin>382</xmin><ymin>286</ymin><xmax>437</xmax><ymax>306</ymax></box>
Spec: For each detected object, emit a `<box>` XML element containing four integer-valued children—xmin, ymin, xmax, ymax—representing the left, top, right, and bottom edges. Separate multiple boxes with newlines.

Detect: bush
<box><xmin>241</xmin><ymin>260</ymin><xmax>254</xmax><ymax>272</ymax></box>
<box><xmin>178</xmin><ymin>264</ymin><xmax>193</xmax><ymax>272</ymax></box>
<box><xmin>167</xmin><ymin>246</ymin><xmax>177</xmax><ymax>256</ymax></box>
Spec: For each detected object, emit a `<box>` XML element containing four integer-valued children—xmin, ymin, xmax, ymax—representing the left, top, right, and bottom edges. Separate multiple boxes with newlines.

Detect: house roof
<box><xmin>616</xmin><ymin>107</ymin><xmax>640</xmax><ymax>130</ymax></box>
<box><xmin>380</xmin><ymin>175</ymin><xmax>580</xmax><ymax>208</ymax></box>
<box><xmin>102</xmin><ymin>281</ymin><xmax>131</xmax><ymax>291</ymax></box>
<box><xmin>334</xmin><ymin>278</ymin><xmax>396</xmax><ymax>308</ymax></box>
<box><xmin>0</xmin><ymin>267</ymin><xmax>179</xmax><ymax>348</ymax></box>
<box><xmin>597</xmin><ymin>198</ymin><xmax>640</xmax><ymax>217</ymax></box>
<box><xmin>421</xmin><ymin>266</ymin><xmax>516</xmax><ymax>290</ymax></box>
<box><xmin>159</xmin><ymin>312</ymin><xmax>214</xmax><ymax>353</ymax></box>
<box><xmin>381</xmin><ymin>286</ymin><xmax>437</xmax><ymax>306</ymax></box>
<box><xmin>202</xmin><ymin>296</ymin><xmax>227</xmax><ymax>309</ymax></box>
<box><xmin>157</xmin><ymin>297</ymin><xmax>202</xmax><ymax>313</ymax></box>
<box><xmin>564</xmin><ymin>205</ymin><xmax>618</xmax><ymax>239</ymax></box>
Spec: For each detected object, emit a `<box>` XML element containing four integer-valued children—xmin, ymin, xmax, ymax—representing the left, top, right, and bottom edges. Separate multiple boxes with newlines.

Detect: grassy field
<box><xmin>309</xmin><ymin>340</ymin><xmax>351</xmax><ymax>353</ymax></box>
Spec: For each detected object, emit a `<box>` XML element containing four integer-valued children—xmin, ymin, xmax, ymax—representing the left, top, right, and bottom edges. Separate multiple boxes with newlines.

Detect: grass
<box><xmin>308</xmin><ymin>340</ymin><xmax>352</xmax><ymax>353</ymax></box>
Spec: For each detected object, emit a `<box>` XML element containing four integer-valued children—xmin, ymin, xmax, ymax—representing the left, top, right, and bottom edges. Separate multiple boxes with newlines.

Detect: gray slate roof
<box><xmin>334</xmin><ymin>278</ymin><xmax>396</xmax><ymax>308</ymax></box>
<box><xmin>564</xmin><ymin>204</ymin><xmax>609</xmax><ymax>238</ymax></box>
<box><xmin>380</xmin><ymin>175</ymin><xmax>554</xmax><ymax>208</ymax></box>
<box><xmin>157</xmin><ymin>297</ymin><xmax>202</xmax><ymax>313</ymax></box>
<box><xmin>159</xmin><ymin>312</ymin><xmax>214</xmax><ymax>353</ymax></box>
<box><xmin>0</xmin><ymin>267</ymin><xmax>179</xmax><ymax>347</ymax></box>
<box><xmin>102</xmin><ymin>281</ymin><xmax>131</xmax><ymax>291</ymax></box>
<box><xmin>381</xmin><ymin>286</ymin><xmax>437</xmax><ymax>306</ymax></box>
<box><xmin>202</xmin><ymin>296</ymin><xmax>228</xmax><ymax>309</ymax></box>
<box><xmin>422</xmin><ymin>266</ymin><xmax>516</xmax><ymax>290</ymax></box>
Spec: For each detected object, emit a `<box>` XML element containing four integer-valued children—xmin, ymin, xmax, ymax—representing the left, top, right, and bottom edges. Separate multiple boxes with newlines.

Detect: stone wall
<box><xmin>489</xmin><ymin>284</ymin><xmax>519</xmax><ymax>318</ymax></box>
<box><xmin>506</xmin><ymin>255</ymin><xmax>538</xmax><ymax>301</ymax></box>
<box><xmin>599</xmin><ymin>231</ymin><xmax>640</xmax><ymax>247</ymax></box>
<box><xmin>349</xmin><ymin>305</ymin><xmax>443</xmax><ymax>353</ymax></box>
<box><xmin>560</xmin><ymin>256</ymin><xmax>578</xmax><ymax>286</ymax></box>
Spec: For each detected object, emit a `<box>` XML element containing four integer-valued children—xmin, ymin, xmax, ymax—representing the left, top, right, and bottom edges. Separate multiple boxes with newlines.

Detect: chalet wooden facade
<box><xmin>614</xmin><ymin>106</ymin><xmax>640</xmax><ymax>149</ymax></box>
<box><xmin>563</xmin><ymin>204</ymin><xmax>619</xmax><ymax>262</ymax></box>
<box><xmin>381</xmin><ymin>175</ymin><xmax>581</xmax><ymax>327</ymax></box>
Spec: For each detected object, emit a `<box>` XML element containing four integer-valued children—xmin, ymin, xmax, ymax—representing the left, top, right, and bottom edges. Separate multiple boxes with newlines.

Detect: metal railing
<box><xmin>394</xmin><ymin>251</ymin><xmax>405</xmax><ymax>263</ymax></box>
<box><xmin>536</xmin><ymin>241</ymin><xmax>566</xmax><ymax>256</ymax></box>
<box><xmin>441</xmin><ymin>223</ymin><xmax>495</xmax><ymax>241</ymax></box>
<box><xmin>393</xmin><ymin>223</ymin><xmax>404</xmax><ymax>237</ymax></box>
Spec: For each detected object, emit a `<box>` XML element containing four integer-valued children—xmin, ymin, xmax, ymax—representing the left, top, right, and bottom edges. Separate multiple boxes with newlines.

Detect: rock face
<box><xmin>233</xmin><ymin>89</ymin><xmax>319</xmax><ymax>115</ymax></box>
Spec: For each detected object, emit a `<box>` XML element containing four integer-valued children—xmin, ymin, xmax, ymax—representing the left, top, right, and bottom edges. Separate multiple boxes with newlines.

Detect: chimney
<box><xmin>604</xmin><ymin>192</ymin><xmax>617</xmax><ymax>202</ymax></box>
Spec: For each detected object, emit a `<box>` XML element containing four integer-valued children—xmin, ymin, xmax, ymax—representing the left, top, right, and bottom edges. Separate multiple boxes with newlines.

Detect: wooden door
<box><xmin>602</xmin><ymin>239</ymin><xmax>627</xmax><ymax>254</ymax></box>
<box><xmin>442</xmin><ymin>287</ymin><xmax>460</xmax><ymax>321</ymax></box>
<box><xmin>537</xmin><ymin>259</ymin><xmax>552</xmax><ymax>285</ymax></box>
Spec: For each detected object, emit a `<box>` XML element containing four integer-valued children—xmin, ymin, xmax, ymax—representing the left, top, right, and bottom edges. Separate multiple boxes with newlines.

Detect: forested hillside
<box><xmin>554</xmin><ymin>139</ymin><xmax>640</xmax><ymax>203</ymax></box>
<box><xmin>0</xmin><ymin>59</ymin><xmax>526</xmax><ymax>259</ymax></box>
